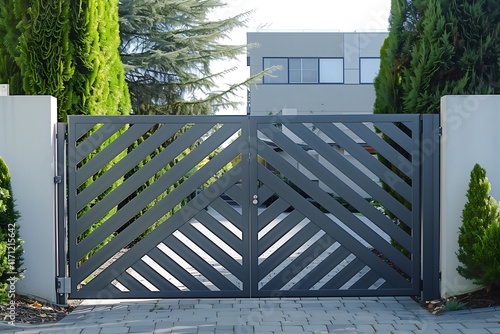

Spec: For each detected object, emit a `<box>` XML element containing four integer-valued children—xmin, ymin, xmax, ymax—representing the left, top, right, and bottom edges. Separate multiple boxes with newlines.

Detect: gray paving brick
<box><xmin>303</xmin><ymin>324</ymin><xmax>328</xmax><ymax>332</ymax></box>
<box><xmin>372</xmin><ymin>323</ymin><xmax>395</xmax><ymax>331</ymax></box>
<box><xmin>257</xmin><ymin>325</ymin><xmax>282</xmax><ymax>331</ymax></box>
<box><xmin>129</xmin><ymin>324</ymin><xmax>156</xmax><ymax>333</ymax></box>
<box><xmin>78</xmin><ymin>329</ymin><xmax>100</xmax><ymax>334</ymax></box>
<box><xmin>281</xmin><ymin>325</ymin><xmax>304</xmax><ymax>332</ymax></box>
<box><xmin>458</xmin><ymin>329</ymin><xmax>492</xmax><ymax>334</ymax></box>
<box><xmin>327</xmin><ymin>323</ymin><xmax>357</xmax><ymax>332</ymax></box>
<box><xmin>100</xmin><ymin>326</ymin><xmax>129</xmax><ymax>333</ymax></box>
<box><xmin>353</xmin><ymin>324</ymin><xmax>375</xmax><ymax>332</ymax></box>
<box><xmin>438</xmin><ymin>323</ymin><xmax>466</xmax><ymax>330</ymax></box>
<box><xmin>307</xmin><ymin>319</ymin><xmax>333</xmax><ymax>325</ymax></box>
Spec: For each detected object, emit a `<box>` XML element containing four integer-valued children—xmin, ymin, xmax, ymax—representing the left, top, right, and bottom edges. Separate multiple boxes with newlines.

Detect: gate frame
<box><xmin>55</xmin><ymin>114</ymin><xmax>441</xmax><ymax>304</ymax></box>
<box><xmin>56</xmin><ymin>122</ymin><xmax>69</xmax><ymax>305</ymax></box>
<box><xmin>421</xmin><ymin>114</ymin><xmax>440</xmax><ymax>301</ymax></box>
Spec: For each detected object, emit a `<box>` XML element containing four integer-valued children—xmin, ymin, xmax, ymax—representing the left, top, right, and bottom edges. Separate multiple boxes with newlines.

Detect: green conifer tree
<box><xmin>0</xmin><ymin>157</ymin><xmax>24</xmax><ymax>303</ymax></box>
<box><xmin>457</xmin><ymin>163</ymin><xmax>500</xmax><ymax>292</ymax></box>
<box><xmin>375</xmin><ymin>0</ymin><xmax>500</xmax><ymax>115</ymax></box>
<box><xmin>0</xmin><ymin>0</ymin><xmax>130</xmax><ymax>119</ymax></box>
<box><xmin>119</xmin><ymin>0</ymin><xmax>257</xmax><ymax>115</ymax></box>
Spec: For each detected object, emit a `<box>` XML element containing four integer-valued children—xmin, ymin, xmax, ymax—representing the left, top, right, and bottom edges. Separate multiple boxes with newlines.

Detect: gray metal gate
<box><xmin>57</xmin><ymin>114</ymin><xmax>440</xmax><ymax>302</ymax></box>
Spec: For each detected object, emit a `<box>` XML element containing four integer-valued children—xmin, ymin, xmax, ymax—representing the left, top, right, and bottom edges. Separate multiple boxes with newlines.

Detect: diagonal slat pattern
<box><xmin>253</xmin><ymin>115</ymin><xmax>420</xmax><ymax>296</ymax></box>
<box><xmin>67</xmin><ymin>114</ymin><xmax>428</xmax><ymax>299</ymax></box>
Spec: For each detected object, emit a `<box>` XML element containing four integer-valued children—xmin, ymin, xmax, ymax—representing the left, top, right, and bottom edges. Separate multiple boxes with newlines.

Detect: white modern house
<box><xmin>246</xmin><ymin>31</ymin><xmax>388</xmax><ymax>115</ymax></box>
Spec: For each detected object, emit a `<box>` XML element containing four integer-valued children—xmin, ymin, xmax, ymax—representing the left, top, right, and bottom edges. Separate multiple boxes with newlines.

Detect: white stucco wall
<box><xmin>440</xmin><ymin>95</ymin><xmax>500</xmax><ymax>298</ymax></box>
<box><xmin>0</xmin><ymin>96</ymin><xmax>58</xmax><ymax>303</ymax></box>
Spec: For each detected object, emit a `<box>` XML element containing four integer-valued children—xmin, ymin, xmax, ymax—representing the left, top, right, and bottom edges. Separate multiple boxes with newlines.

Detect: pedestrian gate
<box><xmin>57</xmin><ymin>114</ymin><xmax>440</xmax><ymax>302</ymax></box>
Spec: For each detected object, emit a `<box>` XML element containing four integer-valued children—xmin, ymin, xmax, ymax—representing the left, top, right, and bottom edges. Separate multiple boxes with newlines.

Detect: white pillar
<box><xmin>440</xmin><ymin>95</ymin><xmax>500</xmax><ymax>298</ymax></box>
<box><xmin>0</xmin><ymin>96</ymin><xmax>58</xmax><ymax>303</ymax></box>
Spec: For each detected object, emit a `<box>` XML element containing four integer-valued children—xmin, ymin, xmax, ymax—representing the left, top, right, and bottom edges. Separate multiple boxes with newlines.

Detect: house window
<box><xmin>360</xmin><ymin>58</ymin><xmax>381</xmax><ymax>83</ymax></box>
<box><xmin>263</xmin><ymin>58</ymin><xmax>288</xmax><ymax>83</ymax></box>
<box><xmin>289</xmin><ymin>58</ymin><xmax>318</xmax><ymax>83</ymax></box>
<box><xmin>319</xmin><ymin>58</ymin><xmax>343</xmax><ymax>83</ymax></box>
<box><xmin>263</xmin><ymin>57</ymin><xmax>344</xmax><ymax>84</ymax></box>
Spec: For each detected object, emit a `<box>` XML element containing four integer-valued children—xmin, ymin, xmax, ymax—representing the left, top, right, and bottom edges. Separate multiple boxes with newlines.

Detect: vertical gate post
<box><xmin>55</xmin><ymin>123</ymin><xmax>69</xmax><ymax>305</ymax></box>
<box><xmin>421</xmin><ymin>114</ymin><xmax>441</xmax><ymax>301</ymax></box>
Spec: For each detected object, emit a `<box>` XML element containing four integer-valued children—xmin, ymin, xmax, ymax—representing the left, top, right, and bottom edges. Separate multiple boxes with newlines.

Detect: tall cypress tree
<box><xmin>119</xmin><ymin>0</ymin><xmax>255</xmax><ymax>115</ymax></box>
<box><xmin>374</xmin><ymin>0</ymin><xmax>422</xmax><ymax>115</ymax></box>
<box><xmin>0</xmin><ymin>0</ymin><xmax>130</xmax><ymax>120</ymax></box>
<box><xmin>375</xmin><ymin>0</ymin><xmax>500</xmax><ymax>115</ymax></box>
<box><xmin>0</xmin><ymin>0</ymin><xmax>23</xmax><ymax>93</ymax></box>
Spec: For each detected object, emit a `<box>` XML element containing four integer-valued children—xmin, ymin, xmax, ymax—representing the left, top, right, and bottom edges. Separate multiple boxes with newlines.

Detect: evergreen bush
<box><xmin>0</xmin><ymin>157</ymin><xmax>24</xmax><ymax>303</ymax></box>
<box><xmin>456</xmin><ymin>163</ymin><xmax>500</xmax><ymax>292</ymax></box>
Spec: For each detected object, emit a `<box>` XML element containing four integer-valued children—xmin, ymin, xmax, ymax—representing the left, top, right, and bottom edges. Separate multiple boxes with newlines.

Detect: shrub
<box><xmin>0</xmin><ymin>157</ymin><xmax>24</xmax><ymax>303</ymax></box>
<box><xmin>456</xmin><ymin>163</ymin><xmax>500</xmax><ymax>292</ymax></box>
<box><xmin>441</xmin><ymin>298</ymin><xmax>467</xmax><ymax>312</ymax></box>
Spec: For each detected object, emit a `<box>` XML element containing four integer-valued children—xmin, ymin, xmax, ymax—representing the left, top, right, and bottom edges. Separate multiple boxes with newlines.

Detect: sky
<box><xmin>211</xmin><ymin>0</ymin><xmax>392</xmax><ymax>115</ymax></box>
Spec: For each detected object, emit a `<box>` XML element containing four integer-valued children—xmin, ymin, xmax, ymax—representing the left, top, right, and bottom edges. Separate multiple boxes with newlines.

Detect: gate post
<box><xmin>55</xmin><ymin>123</ymin><xmax>68</xmax><ymax>305</ymax></box>
<box><xmin>421</xmin><ymin>114</ymin><xmax>441</xmax><ymax>301</ymax></box>
<box><xmin>0</xmin><ymin>96</ymin><xmax>59</xmax><ymax>303</ymax></box>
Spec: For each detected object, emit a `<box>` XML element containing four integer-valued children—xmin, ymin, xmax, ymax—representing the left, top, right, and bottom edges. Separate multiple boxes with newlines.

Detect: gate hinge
<box><xmin>438</xmin><ymin>126</ymin><xmax>442</xmax><ymax>136</ymax></box>
<box><xmin>56</xmin><ymin>277</ymin><xmax>71</xmax><ymax>294</ymax></box>
<box><xmin>54</xmin><ymin>176</ymin><xmax>63</xmax><ymax>184</ymax></box>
